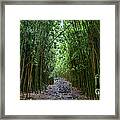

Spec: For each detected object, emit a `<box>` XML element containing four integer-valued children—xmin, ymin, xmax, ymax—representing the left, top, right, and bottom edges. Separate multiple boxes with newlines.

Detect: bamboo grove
<box><xmin>20</xmin><ymin>20</ymin><xmax>100</xmax><ymax>100</ymax></box>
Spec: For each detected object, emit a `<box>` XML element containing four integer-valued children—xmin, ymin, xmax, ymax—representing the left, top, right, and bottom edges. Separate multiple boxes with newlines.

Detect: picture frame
<box><xmin>0</xmin><ymin>0</ymin><xmax>119</xmax><ymax>119</ymax></box>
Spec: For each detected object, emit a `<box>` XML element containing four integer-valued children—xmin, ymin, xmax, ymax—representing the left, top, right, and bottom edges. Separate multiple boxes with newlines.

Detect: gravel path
<box><xmin>20</xmin><ymin>77</ymin><xmax>89</xmax><ymax>100</ymax></box>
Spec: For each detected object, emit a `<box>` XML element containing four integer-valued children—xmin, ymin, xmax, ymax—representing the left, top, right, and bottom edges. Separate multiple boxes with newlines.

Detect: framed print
<box><xmin>0</xmin><ymin>0</ymin><xmax>119</xmax><ymax>119</ymax></box>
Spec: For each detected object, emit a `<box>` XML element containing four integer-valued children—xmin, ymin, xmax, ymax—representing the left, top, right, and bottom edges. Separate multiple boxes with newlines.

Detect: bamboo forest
<box><xmin>20</xmin><ymin>20</ymin><xmax>100</xmax><ymax>100</ymax></box>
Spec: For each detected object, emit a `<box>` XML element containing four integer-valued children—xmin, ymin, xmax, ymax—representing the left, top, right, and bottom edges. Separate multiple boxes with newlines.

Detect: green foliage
<box><xmin>20</xmin><ymin>20</ymin><xmax>100</xmax><ymax>99</ymax></box>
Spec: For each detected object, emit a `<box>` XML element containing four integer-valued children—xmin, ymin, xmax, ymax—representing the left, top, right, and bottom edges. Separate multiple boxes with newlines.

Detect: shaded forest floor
<box><xmin>20</xmin><ymin>78</ymin><xmax>97</xmax><ymax>100</ymax></box>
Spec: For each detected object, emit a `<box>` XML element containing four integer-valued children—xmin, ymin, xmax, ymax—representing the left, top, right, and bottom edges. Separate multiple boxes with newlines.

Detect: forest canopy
<box><xmin>20</xmin><ymin>20</ymin><xmax>100</xmax><ymax>100</ymax></box>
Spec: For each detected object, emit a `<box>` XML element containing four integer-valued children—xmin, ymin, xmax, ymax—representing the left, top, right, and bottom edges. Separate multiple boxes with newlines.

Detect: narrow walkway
<box><xmin>20</xmin><ymin>77</ymin><xmax>89</xmax><ymax>100</ymax></box>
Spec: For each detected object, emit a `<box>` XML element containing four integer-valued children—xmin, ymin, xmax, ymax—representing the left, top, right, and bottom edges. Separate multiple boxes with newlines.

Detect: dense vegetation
<box><xmin>20</xmin><ymin>20</ymin><xmax>100</xmax><ymax>100</ymax></box>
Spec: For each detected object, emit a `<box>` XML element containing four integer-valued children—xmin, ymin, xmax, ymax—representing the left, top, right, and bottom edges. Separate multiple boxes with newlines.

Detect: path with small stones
<box><xmin>20</xmin><ymin>77</ymin><xmax>89</xmax><ymax>100</ymax></box>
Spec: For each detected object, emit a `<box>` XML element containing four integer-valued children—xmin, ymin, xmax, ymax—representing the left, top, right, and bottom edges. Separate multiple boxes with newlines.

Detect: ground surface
<box><xmin>20</xmin><ymin>77</ymin><xmax>90</xmax><ymax>100</ymax></box>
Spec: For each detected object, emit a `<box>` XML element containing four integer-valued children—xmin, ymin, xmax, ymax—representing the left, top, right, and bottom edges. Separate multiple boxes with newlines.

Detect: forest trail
<box><xmin>20</xmin><ymin>77</ymin><xmax>89</xmax><ymax>100</ymax></box>
<box><xmin>20</xmin><ymin>20</ymin><xmax>100</xmax><ymax>100</ymax></box>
